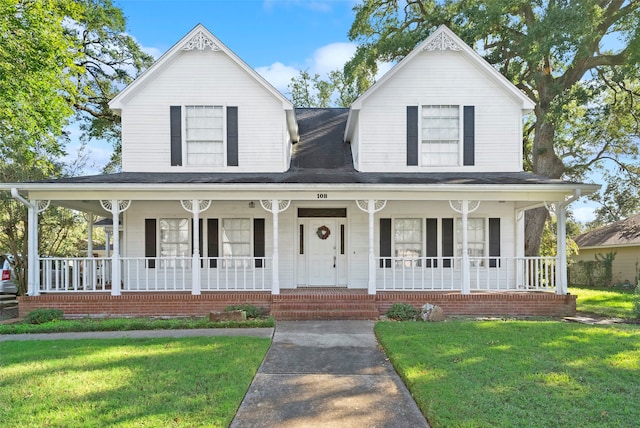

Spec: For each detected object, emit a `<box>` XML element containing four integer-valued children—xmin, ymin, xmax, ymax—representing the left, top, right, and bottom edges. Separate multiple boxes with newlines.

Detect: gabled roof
<box><xmin>345</xmin><ymin>26</ymin><xmax>535</xmax><ymax>139</ymax></box>
<box><xmin>109</xmin><ymin>24</ymin><xmax>293</xmax><ymax>111</ymax></box>
<box><xmin>575</xmin><ymin>214</ymin><xmax>640</xmax><ymax>249</ymax></box>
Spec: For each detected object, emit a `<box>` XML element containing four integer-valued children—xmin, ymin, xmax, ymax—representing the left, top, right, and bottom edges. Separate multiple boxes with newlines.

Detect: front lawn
<box><xmin>376</xmin><ymin>320</ymin><xmax>640</xmax><ymax>428</ymax></box>
<box><xmin>569</xmin><ymin>286</ymin><xmax>637</xmax><ymax>319</ymax></box>
<box><xmin>0</xmin><ymin>336</ymin><xmax>270</xmax><ymax>427</ymax></box>
<box><xmin>0</xmin><ymin>316</ymin><xmax>275</xmax><ymax>335</ymax></box>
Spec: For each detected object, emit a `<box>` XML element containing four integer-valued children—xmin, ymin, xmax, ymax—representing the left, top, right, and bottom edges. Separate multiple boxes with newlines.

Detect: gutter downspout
<box><xmin>10</xmin><ymin>188</ymin><xmax>39</xmax><ymax>296</ymax></box>
<box><xmin>556</xmin><ymin>189</ymin><xmax>581</xmax><ymax>294</ymax></box>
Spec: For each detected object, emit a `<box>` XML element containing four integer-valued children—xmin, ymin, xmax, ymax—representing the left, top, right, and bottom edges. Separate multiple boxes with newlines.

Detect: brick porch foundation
<box><xmin>18</xmin><ymin>289</ymin><xmax>576</xmax><ymax>319</ymax></box>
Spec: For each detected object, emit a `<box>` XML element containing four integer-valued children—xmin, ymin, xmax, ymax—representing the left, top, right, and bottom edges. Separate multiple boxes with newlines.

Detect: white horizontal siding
<box><xmin>120</xmin><ymin>50</ymin><xmax>286</xmax><ymax>172</ymax></box>
<box><xmin>357</xmin><ymin>50</ymin><xmax>524</xmax><ymax>172</ymax></box>
<box><xmin>121</xmin><ymin>200</ymin><xmax>517</xmax><ymax>290</ymax></box>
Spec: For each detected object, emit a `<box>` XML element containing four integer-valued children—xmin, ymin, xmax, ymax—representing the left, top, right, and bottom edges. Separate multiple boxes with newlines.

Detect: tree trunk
<box><xmin>525</xmin><ymin>104</ymin><xmax>565</xmax><ymax>256</ymax></box>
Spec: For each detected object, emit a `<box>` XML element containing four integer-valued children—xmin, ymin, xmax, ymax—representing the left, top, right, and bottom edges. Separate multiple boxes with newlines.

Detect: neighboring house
<box><xmin>2</xmin><ymin>25</ymin><xmax>598</xmax><ymax>318</ymax></box>
<box><xmin>572</xmin><ymin>214</ymin><xmax>640</xmax><ymax>285</ymax></box>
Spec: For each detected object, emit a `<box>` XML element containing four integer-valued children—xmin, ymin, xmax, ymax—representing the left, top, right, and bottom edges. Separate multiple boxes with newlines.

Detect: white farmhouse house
<box><xmin>5</xmin><ymin>24</ymin><xmax>598</xmax><ymax>318</ymax></box>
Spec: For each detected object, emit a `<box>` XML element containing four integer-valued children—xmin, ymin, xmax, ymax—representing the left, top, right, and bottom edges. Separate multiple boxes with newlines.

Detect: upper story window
<box><xmin>407</xmin><ymin>105</ymin><xmax>474</xmax><ymax>167</ymax></box>
<box><xmin>186</xmin><ymin>106</ymin><xmax>224</xmax><ymax>166</ymax></box>
<box><xmin>422</xmin><ymin>105</ymin><xmax>460</xmax><ymax>166</ymax></box>
<box><xmin>170</xmin><ymin>105</ymin><xmax>238</xmax><ymax>168</ymax></box>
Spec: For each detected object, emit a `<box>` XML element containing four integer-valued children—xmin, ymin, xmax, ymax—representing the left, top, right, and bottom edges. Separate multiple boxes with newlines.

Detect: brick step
<box><xmin>271</xmin><ymin>309</ymin><xmax>380</xmax><ymax>321</ymax></box>
<box><xmin>273</xmin><ymin>302</ymin><xmax>377</xmax><ymax>311</ymax></box>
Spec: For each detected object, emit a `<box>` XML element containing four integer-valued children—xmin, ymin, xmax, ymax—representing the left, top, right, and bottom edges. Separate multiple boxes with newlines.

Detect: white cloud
<box><xmin>255</xmin><ymin>62</ymin><xmax>300</xmax><ymax>94</ymax></box>
<box><xmin>311</xmin><ymin>42</ymin><xmax>357</xmax><ymax>76</ymax></box>
<box><xmin>572</xmin><ymin>206</ymin><xmax>596</xmax><ymax>224</ymax></box>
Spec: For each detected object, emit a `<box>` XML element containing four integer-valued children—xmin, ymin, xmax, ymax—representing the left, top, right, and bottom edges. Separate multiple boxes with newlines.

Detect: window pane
<box><xmin>222</xmin><ymin>219</ymin><xmax>251</xmax><ymax>259</ymax></box>
<box><xmin>186</xmin><ymin>106</ymin><xmax>224</xmax><ymax>166</ymax></box>
<box><xmin>422</xmin><ymin>105</ymin><xmax>459</xmax><ymax>166</ymax></box>
<box><xmin>159</xmin><ymin>219</ymin><xmax>190</xmax><ymax>267</ymax></box>
<box><xmin>394</xmin><ymin>218</ymin><xmax>422</xmax><ymax>261</ymax></box>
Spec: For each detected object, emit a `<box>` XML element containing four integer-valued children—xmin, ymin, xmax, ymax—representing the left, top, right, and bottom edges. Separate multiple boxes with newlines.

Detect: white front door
<box><xmin>307</xmin><ymin>218</ymin><xmax>337</xmax><ymax>286</ymax></box>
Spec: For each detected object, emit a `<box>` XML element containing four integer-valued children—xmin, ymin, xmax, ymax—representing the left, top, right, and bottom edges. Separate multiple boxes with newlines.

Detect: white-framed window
<box><xmin>221</xmin><ymin>218</ymin><xmax>251</xmax><ymax>267</ymax></box>
<box><xmin>159</xmin><ymin>218</ymin><xmax>190</xmax><ymax>268</ymax></box>
<box><xmin>394</xmin><ymin>218</ymin><xmax>422</xmax><ymax>267</ymax></box>
<box><xmin>456</xmin><ymin>218</ymin><xmax>485</xmax><ymax>265</ymax></box>
<box><xmin>421</xmin><ymin>105</ymin><xmax>460</xmax><ymax>166</ymax></box>
<box><xmin>185</xmin><ymin>105</ymin><xmax>224</xmax><ymax>166</ymax></box>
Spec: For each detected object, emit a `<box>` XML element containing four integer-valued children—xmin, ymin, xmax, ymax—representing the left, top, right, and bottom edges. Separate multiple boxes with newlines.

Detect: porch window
<box><xmin>394</xmin><ymin>218</ymin><xmax>422</xmax><ymax>267</ymax></box>
<box><xmin>421</xmin><ymin>105</ymin><xmax>459</xmax><ymax>166</ymax></box>
<box><xmin>456</xmin><ymin>218</ymin><xmax>485</xmax><ymax>265</ymax></box>
<box><xmin>222</xmin><ymin>218</ymin><xmax>251</xmax><ymax>267</ymax></box>
<box><xmin>159</xmin><ymin>219</ymin><xmax>190</xmax><ymax>267</ymax></box>
<box><xmin>186</xmin><ymin>105</ymin><xmax>224</xmax><ymax>166</ymax></box>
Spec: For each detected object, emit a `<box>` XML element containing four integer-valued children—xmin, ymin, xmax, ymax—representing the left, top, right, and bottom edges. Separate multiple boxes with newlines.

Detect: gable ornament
<box><xmin>181</xmin><ymin>30</ymin><xmax>221</xmax><ymax>51</ymax></box>
<box><xmin>423</xmin><ymin>32</ymin><xmax>462</xmax><ymax>52</ymax></box>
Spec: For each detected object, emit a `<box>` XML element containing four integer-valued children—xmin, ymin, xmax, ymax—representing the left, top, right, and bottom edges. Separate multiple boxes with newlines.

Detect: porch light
<box><xmin>248</xmin><ymin>201</ymin><xmax>255</xmax><ymax>208</ymax></box>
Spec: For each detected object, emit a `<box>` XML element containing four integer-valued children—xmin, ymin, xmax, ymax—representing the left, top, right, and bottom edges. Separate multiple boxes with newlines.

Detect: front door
<box><xmin>307</xmin><ymin>218</ymin><xmax>337</xmax><ymax>286</ymax></box>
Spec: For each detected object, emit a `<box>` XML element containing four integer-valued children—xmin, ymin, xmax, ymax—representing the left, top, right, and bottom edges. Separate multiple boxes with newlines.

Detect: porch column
<box><xmin>101</xmin><ymin>200</ymin><xmax>131</xmax><ymax>296</ymax></box>
<box><xmin>260</xmin><ymin>200</ymin><xmax>291</xmax><ymax>295</ymax></box>
<box><xmin>10</xmin><ymin>190</ymin><xmax>49</xmax><ymax>296</ymax></box>
<box><xmin>87</xmin><ymin>212</ymin><xmax>94</xmax><ymax>257</ymax></box>
<box><xmin>356</xmin><ymin>200</ymin><xmax>387</xmax><ymax>295</ymax></box>
<box><xmin>27</xmin><ymin>201</ymin><xmax>38</xmax><ymax>296</ymax></box>
<box><xmin>556</xmin><ymin>201</ymin><xmax>568</xmax><ymax>294</ymax></box>
<box><xmin>461</xmin><ymin>200</ymin><xmax>470</xmax><ymax>294</ymax></box>
<box><xmin>180</xmin><ymin>200</ymin><xmax>211</xmax><ymax>295</ymax></box>
<box><xmin>515</xmin><ymin>209</ymin><xmax>525</xmax><ymax>287</ymax></box>
<box><xmin>449</xmin><ymin>200</ymin><xmax>480</xmax><ymax>295</ymax></box>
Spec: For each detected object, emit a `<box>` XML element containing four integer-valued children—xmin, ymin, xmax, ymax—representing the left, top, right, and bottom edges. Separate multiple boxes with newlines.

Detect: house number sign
<box><xmin>317</xmin><ymin>193</ymin><xmax>328</xmax><ymax>199</ymax></box>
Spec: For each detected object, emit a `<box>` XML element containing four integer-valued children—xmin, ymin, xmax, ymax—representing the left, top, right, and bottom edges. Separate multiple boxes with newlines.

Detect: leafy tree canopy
<box><xmin>345</xmin><ymin>0</ymin><xmax>640</xmax><ymax>252</ymax></box>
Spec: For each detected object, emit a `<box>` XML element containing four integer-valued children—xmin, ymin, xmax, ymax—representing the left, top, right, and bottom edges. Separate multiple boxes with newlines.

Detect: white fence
<box><xmin>376</xmin><ymin>257</ymin><xmax>557</xmax><ymax>291</ymax></box>
<box><xmin>38</xmin><ymin>257</ymin><xmax>271</xmax><ymax>292</ymax></box>
<box><xmin>38</xmin><ymin>256</ymin><xmax>556</xmax><ymax>293</ymax></box>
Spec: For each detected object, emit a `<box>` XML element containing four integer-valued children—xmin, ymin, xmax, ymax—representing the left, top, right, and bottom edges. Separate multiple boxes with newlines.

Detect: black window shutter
<box><xmin>207</xmin><ymin>219</ymin><xmax>219</xmax><ymax>268</ymax></box>
<box><xmin>426</xmin><ymin>218</ymin><xmax>438</xmax><ymax>268</ymax></box>
<box><xmin>489</xmin><ymin>218</ymin><xmax>501</xmax><ymax>268</ymax></box>
<box><xmin>406</xmin><ymin>106</ymin><xmax>419</xmax><ymax>166</ymax></box>
<box><xmin>442</xmin><ymin>218</ymin><xmax>454</xmax><ymax>268</ymax></box>
<box><xmin>170</xmin><ymin>106</ymin><xmax>182</xmax><ymax>166</ymax></box>
<box><xmin>145</xmin><ymin>219</ymin><xmax>157</xmax><ymax>268</ymax></box>
<box><xmin>380</xmin><ymin>218</ymin><xmax>392</xmax><ymax>268</ymax></box>
<box><xmin>254</xmin><ymin>218</ymin><xmax>265</xmax><ymax>268</ymax></box>
<box><xmin>227</xmin><ymin>106</ymin><xmax>238</xmax><ymax>166</ymax></box>
<box><xmin>463</xmin><ymin>106</ymin><xmax>475</xmax><ymax>166</ymax></box>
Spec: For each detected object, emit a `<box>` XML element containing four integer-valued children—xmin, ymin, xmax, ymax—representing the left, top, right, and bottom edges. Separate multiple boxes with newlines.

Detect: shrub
<box><xmin>224</xmin><ymin>304</ymin><xmax>264</xmax><ymax>319</ymax></box>
<box><xmin>385</xmin><ymin>303</ymin><xmax>419</xmax><ymax>321</ymax></box>
<box><xmin>25</xmin><ymin>308</ymin><xmax>64</xmax><ymax>324</ymax></box>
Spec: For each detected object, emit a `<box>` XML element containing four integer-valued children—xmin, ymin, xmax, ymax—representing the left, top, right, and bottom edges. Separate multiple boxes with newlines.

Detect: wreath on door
<box><xmin>316</xmin><ymin>225</ymin><xmax>331</xmax><ymax>240</ymax></box>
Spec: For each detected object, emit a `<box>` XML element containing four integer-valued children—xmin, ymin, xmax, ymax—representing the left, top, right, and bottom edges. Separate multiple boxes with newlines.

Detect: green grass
<box><xmin>569</xmin><ymin>286</ymin><xmax>637</xmax><ymax>319</ymax></box>
<box><xmin>0</xmin><ymin>336</ymin><xmax>270</xmax><ymax>427</ymax></box>
<box><xmin>376</xmin><ymin>320</ymin><xmax>640</xmax><ymax>428</ymax></box>
<box><xmin>0</xmin><ymin>316</ymin><xmax>275</xmax><ymax>335</ymax></box>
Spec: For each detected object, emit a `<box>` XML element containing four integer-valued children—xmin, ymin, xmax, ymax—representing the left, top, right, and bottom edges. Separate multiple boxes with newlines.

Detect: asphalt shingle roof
<box><xmin>574</xmin><ymin>214</ymin><xmax>640</xmax><ymax>248</ymax></box>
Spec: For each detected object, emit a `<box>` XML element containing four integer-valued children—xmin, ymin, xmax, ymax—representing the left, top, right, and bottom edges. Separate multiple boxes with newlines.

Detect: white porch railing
<box><xmin>376</xmin><ymin>256</ymin><xmax>557</xmax><ymax>291</ymax></box>
<box><xmin>38</xmin><ymin>256</ymin><xmax>271</xmax><ymax>292</ymax></box>
<box><xmin>38</xmin><ymin>256</ymin><xmax>556</xmax><ymax>293</ymax></box>
<box><xmin>40</xmin><ymin>257</ymin><xmax>112</xmax><ymax>292</ymax></box>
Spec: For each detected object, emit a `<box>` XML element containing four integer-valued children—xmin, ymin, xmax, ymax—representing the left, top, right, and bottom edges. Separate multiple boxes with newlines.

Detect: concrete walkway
<box><xmin>231</xmin><ymin>320</ymin><xmax>429</xmax><ymax>428</ymax></box>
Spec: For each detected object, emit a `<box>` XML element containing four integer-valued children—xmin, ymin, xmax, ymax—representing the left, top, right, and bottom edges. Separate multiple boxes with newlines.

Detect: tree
<box><xmin>288</xmin><ymin>69</ymin><xmax>359</xmax><ymax>108</ymax></box>
<box><xmin>345</xmin><ymin>0</ymin><xmax>640</xmax><ymax>255</ymax></box>
<box><xmin>587</xmin><ymin>178</ymin><xmax>640</xmax><ymax>228</ymax></box>
<box><xmin>0</xmin><ymin>0</ymin><xmax>152</xmax><ymax>293</ymax></box>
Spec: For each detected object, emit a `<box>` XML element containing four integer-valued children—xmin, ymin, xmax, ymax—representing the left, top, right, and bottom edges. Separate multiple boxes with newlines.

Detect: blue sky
<box><xmin>74</xmin><ymin>0</ymin><xmax>599</xmax><ymax>222</ymax></box>
<box><xmin>116</xmin><ymin>0</ymin><xmax>361</xmax><ymax>93</ymax></box>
